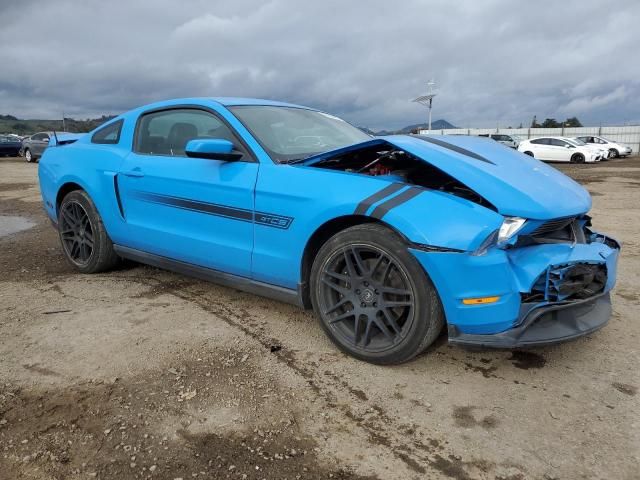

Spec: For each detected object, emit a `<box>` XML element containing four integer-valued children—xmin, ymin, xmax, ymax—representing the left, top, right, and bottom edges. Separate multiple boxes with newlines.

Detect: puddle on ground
<box><xmin>0</xmin><ymin>215</ymin><xmax>36</xmax><ymax>237</ymax></box>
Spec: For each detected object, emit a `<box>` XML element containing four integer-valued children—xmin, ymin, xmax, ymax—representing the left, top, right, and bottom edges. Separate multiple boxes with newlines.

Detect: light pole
<box><xmin>412</xmin><ymin>80</ymin><xmax>437</xmax><ymax>133</ymax></box>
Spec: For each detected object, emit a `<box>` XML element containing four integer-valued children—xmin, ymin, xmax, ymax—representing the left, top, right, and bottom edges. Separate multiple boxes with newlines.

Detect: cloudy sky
<box><xmin>1</xmin><ymin>0</ymin><xmax>638</xmax><ymax>130</ymax></box>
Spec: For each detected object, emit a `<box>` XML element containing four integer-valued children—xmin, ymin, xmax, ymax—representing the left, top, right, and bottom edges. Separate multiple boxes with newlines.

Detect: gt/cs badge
<box><xmin>255</xmin><ymin>213</ymin><xmax>293</xmax><ymax>229</ymax></box>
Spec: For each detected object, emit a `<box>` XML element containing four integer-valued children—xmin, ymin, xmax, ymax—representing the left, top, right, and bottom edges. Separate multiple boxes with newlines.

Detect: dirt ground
<box><xmin>0</xmin><ymin>155</ymin><xmax>638</xmax><ymax>480</ymax></box>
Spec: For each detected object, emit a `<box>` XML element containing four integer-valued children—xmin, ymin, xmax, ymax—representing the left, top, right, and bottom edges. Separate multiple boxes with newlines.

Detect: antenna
<box><xmin>53</xmin><ymin>130</ymin><xmax>59</xmax><ymax>146</ymax></box>
<box><xmin>412</xmin><ymin>79</ymin><xmax>437</xmax><ymax>133</ymax></box>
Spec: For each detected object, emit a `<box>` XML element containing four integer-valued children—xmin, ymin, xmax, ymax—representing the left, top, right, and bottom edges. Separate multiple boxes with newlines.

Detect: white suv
<box><xmin>575</xmin><ymin>135</ymin><xmax>632</xmax><ymax>158</ymax></box>
<box><xmin>518</xmin><ymin>137</ymin><xmax>599</xmax><ymax>163</ymax></box>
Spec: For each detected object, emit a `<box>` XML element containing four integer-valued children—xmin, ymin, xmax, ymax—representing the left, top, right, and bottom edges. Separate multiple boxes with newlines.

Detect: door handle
<box><xmin>123</xmin><ymin>168</ymin><xmax>144</xmax><ymax>178</ymax></box>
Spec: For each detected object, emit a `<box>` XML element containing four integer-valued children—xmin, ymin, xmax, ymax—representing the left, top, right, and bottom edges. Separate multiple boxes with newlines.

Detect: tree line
<box><xmin>530</xmin><ymin>115</ymin><xmax>583</xmax><ymax>128</ymax></box>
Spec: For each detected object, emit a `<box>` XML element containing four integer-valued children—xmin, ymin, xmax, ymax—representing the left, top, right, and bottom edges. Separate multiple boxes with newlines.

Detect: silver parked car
<box><xmin>479</xmin><ymin>133</ymin><xmax>520</xmax><ymax>149</ymax></box>
<box><xmin>22</xmin><ymin>131</ymin><xmax>71</xmax><ymax>163</ymax></box>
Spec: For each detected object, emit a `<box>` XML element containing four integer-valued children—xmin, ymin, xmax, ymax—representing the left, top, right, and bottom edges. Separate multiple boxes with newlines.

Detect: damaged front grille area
<box><xmin>515</xmin><ymin>216</ymin><xmax>585</xmax><ymax>247</ymax></box>
<box><xmin>530</xmin><ymin>217</ymin><xmax>576</xmax><ymax>236</ymax></box>
<box><xmin>522</xmin><ymin>263</ymin><xmax>608</xmax><ymax>303</ymax></box>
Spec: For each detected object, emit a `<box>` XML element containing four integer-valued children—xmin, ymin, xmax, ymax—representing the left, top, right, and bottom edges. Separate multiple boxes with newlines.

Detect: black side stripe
<box><xmin>370</xmin><ymin>187</ymin><xmax>423</xmax><ymax>220</ymax></box>
<box><xmin>417</xmin><ymin>136</ymin><xmax>495</xmax><ymax>165</ymax></box>
<box><xmin>354</xmin><ymin>183</ymin><xmax>405</xmax><ymax>215</ymax></box>
<box><xmin>132</xmin><ymin>191</ymin><xmax>293</xmax><ymax>229</ymax></box>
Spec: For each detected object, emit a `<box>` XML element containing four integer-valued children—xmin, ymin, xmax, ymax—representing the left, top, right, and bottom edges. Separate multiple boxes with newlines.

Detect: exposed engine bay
<box><xmin>308</xmin><ymin>143</ymin><xmax>496</xmax><ymax>210</ymax></box>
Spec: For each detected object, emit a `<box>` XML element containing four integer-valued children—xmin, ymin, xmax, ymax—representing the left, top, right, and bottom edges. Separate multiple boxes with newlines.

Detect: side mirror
<box><xmin>185</xmin><ymin>138</ymin><xmax>243</xmax><ymax>161</ymax></box>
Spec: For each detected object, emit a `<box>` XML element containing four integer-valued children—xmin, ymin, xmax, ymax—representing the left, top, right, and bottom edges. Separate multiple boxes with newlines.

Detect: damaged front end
<box><xmin>302</xmin><ymin>134</ymin><xmax>619</xmax><ymax>347</ymax></box>
<box><xmin>417</xmin><ymin>221</ymin><xmax>620</xmax><ymax>348</ymax></box>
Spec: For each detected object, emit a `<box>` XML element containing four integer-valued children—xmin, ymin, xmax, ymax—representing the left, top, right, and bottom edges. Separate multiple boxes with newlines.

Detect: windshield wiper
<box><xmin>282</xmin><ymin>155</ymin><xmax>313</xmax><ymax>165</ymax></box>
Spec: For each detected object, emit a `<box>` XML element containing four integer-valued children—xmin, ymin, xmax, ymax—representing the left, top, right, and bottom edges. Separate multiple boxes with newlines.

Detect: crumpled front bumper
<box><xmin>447</xmin><ymin>292</ymin><xmax>611</xmax><ymax>348</ymax></box>
<box><xmin>410</xmin><ymin>232</ymin><xmax>620</xmax><ymax>348</ymax></box>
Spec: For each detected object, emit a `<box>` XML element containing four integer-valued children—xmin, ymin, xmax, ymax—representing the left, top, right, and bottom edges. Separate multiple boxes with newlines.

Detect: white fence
<box><xmin>418</xmin><ymin>125</ymin><xmax>640</xmax><ymax>152</ymax></box>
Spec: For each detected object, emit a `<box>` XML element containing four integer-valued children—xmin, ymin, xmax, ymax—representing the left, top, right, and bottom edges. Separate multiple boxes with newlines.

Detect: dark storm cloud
<box><xmin>1</xmin><ymin>0</ymin><xmax>638</xmax><ymax>129</ymax></box>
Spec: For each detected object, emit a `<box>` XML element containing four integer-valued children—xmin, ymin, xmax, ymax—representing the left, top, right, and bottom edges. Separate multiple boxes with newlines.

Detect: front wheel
<box><xmin>571</xmin><ymin>153</ymin><xmax>585</xmax><ymax>164</ymax></box>
<box><xmin>609</xmin><ymin>149</ymin><xmax>618</xmax><ymax>159</ymax></box>
<box><xmin>58</xmin><ymin>190</ymin><xmax>119</xmax><ymax>273</ymax></box>
<box><xmin>310</xmin><ymin>224</ymin><xmax>444</xmax><ymax>364</ymax></box>
<box><xmin>24</xmin><ymin>149</ymin><xmax>33</xmax><ymax>163</ymax></box>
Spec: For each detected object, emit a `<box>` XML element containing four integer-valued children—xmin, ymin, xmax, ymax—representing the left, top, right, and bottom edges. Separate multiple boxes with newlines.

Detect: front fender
<box><xmin>252</xmin><ymin>163</ymin><xmax>502</xmax><ymax>289</ymax></box>
<box><xmin>379</xmin><ymin>189</ymin><xmax>503</xmax><ymax>251</ymax></box>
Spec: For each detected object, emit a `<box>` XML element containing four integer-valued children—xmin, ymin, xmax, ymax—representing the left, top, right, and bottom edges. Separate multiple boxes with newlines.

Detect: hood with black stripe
<box><xmin>300</xmin><ymin>135</ymin><xmax>591</xmax><ymax>220</ymax></box>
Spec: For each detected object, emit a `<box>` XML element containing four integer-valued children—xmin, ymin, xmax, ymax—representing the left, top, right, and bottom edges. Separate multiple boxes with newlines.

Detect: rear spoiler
<box><xmin>49</xmin><ymin>132</ymin><xmax>83</xmax><ymax>147</ymax></box>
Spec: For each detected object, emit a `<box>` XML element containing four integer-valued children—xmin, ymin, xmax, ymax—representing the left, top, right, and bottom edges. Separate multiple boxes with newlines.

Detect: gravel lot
<box><xmin>0</xmin><ymin>155</ymin><xmax>638</xmax><ymax>480</ymax></box>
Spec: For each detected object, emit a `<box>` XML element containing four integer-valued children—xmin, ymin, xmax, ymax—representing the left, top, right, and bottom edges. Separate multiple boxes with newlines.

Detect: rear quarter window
<box><xmin>92</xmin><ymin>119</ymin><xmax>124</xmax><ymax>144</ymax></box>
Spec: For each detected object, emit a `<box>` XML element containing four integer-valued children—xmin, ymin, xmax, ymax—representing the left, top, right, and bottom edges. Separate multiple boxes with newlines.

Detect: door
<box><xmin>31</xmin><ymin>133</ymin><xmax>50</xmax><ymax>156</ymax></box>
<box><xmin>529</xmin><ymin>138</ymin><xmax>551</xmax><ymax>159</ymax></box>
<box><xmin>547</xmin><ymin>138</ymin><xmax>571</xmax><ymax>161</ymax></box>
<box><xmin>117</xmin><ymin>107</ymin><xmax>259</xmax><ymax>278</ymax></box>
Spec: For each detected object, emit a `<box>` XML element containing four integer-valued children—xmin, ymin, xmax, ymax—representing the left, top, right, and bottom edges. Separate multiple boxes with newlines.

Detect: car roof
<box><xmin>126</xmin><ymin>97</ymin><xmax>313</xmax><ymax>114</ymax></box>
<box><xmin>210</xmin><ymin>97</ymin><xmax>309</xmax><ymax>108</ymax></box>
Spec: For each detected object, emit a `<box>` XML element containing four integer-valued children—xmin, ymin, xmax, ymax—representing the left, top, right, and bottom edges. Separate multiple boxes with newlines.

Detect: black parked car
<box><xmin>0</xmin><ymin>135</ymin><xmax>23</xmax><ymax>157</ymax></box>
<box><xmin>22</xmin><ymin>131</ymin><xmax>71</xmax><ymax>162</ymax></box>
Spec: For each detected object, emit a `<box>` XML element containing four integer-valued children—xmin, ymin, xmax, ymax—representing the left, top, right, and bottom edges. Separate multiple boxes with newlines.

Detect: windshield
<box><xmin>229</xmin><ymin>106</ymin><xmax>371</xmax><ymax>163</ymax></box>
<box><xmin>571</xmin><ymin>138</ymin><xmax>587</xmax><ymax>146</ymax></box>
<box><xmin>565</xmin><ymin>139</ymin><xmax>581</xmax><ymax>146</ymax></box>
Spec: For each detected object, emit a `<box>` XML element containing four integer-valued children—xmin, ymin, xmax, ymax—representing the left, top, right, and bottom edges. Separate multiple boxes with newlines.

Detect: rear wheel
<box><xmin>570</xmin><ymin>153</ymin><xmax>585</xmax><ymax>164</ymax></box>
<box><xmin>310</xmin><ymin>224</ymin><xmax>444</xmax><ymax>364</ymax></box>
<box><xmin>24</xmin><ymin>149</ymin><xmax>33</xmax><ymax>163</ymax></box>
<box><xmin>58</xmin><ymin>190</ymin><xmax>119</xmax><ymax>273</ymax></box>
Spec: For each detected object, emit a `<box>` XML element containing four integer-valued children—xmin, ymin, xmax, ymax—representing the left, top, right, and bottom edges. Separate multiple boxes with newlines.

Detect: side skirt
<box><xmin>113</xmin><ymin>245</ymin><xmax>304</xmax><ymax>308</ymax></box>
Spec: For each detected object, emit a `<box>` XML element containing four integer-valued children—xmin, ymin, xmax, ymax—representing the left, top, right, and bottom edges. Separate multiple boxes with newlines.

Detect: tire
<box><xmin>609</xmin><ymin>149</ymin><xmax>618</xmax><ymax>159</ymax></box>
<box><xmin>524</xmin><ymin>151</ymin><xmax>534</xmax><ymax>157</ymax></box>
<box><xmin>24</xmin><ymin>149</ymin><xmax>33</xmax><ymax>163</ymax></box>
<box><xmin>58</xmin><ymin>190</ymin><xmax>119</xmax><ymax>273</ymax></box>
<box><xmin>570</xmin><ymin>153</ymin><xmax>585</xmax><ymax>164</ymax></box>
<box><xmin>310</xmin><ymin>224</ymin><xmax>444</xmax><ymax>365</ymax></box>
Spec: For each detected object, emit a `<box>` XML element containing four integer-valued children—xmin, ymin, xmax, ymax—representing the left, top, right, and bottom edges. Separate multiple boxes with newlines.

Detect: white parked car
<box><xmin>575</xmin><ymin>135</ymin><xmax>632</xmax><ymax>158</ymax></box>
<box><xmin>517</xmin><ymin>137</ymin><xmax>599</xmax><ymax>163</ymax></box>
<box><xmin>570</xmin><ymin>137</ymin><xmax>609</xmax><ymax>160</ymax></box>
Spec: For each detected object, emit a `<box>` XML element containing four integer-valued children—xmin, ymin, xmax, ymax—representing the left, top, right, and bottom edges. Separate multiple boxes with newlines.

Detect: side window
<box><xmin>33</xmin><ymin>133</ymin><xmax>47</xmax><ymax>141</ymax></box>
<box><xmin>135</xmin><ymin>108</ymin><xmax>246</xmax><ymax>158</ymax></box>
<box><xmin>92</xmin><ymin>119</ymin><xmax>123</xmax><ymax>144</ymax></box>
<box><xmin>549</xmin><ymin>139</ymin><xmax>566</xmax><ymax>147</ymax></box>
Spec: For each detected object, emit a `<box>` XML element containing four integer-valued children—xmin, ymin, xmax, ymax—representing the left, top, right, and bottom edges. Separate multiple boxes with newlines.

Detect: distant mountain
<box><xmin>0</xmin><ymin>115</ymin><xmax>116</xmax><ymax>135</ymax></box>
<box><xmin>370</xmin><ymin>119</ymin><xmax>457</xmax><ymax>136</ymax></box>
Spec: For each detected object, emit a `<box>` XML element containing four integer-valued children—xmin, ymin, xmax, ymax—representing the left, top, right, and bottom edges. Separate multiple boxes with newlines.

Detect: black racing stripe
<box><xmin>132</xmin><ymin>191</ymin><xmax>294</xmax><ymax>229</ymax></box>
<box><xmin>354</xmin><ymin>183</ymin><xmax>405</xmax><ymax>216</ymax></box>
<box><xmin>370</xmin><ymin>187</ymin><xmax>423</xmax><ymax>220</ymax></box>
<box><xmin>417</xmin><ymin>136</ymin><xmax>495</xmax><ymax>165</ymax></box>
<box><xmin>135</xmin><ymin>191</ymin><xmax>254</xmax><ymax>222</ymax></box>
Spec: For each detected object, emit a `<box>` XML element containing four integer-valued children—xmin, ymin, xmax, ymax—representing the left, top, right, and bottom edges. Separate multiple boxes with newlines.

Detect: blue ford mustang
<box><xmin>38</xmin><ymin>98</ymin><xmax>620</xmax><ymax>364</ymax></box>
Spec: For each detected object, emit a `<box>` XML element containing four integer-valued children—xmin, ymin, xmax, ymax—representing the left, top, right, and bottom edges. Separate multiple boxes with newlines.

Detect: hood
<box><xmin>302</xmin><ymin>135</ymin><xmax>591</xmax><ymax>220</ymax></box>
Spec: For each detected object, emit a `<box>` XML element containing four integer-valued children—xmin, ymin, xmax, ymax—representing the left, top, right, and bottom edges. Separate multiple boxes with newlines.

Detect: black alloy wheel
<box><xmin>311</xmin><ymin>224</ymin><xmax>444</xmax><ymax>364</ymax></box>
<box><xmin>59</xmin><ymin>200</ymin><xmax>95</xmax><ymax>266</ymax></box>
<box><xmin>571</xmin><ymin>153</ymin><xmax>585</xmax><ymax>164</ymax></box>
<box><xmin>318</xmin><ymin>244</ymin><xmax>415</xmax><ymax>352</ymax></box>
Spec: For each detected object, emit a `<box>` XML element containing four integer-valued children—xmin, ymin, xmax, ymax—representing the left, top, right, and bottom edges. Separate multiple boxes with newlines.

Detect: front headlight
<box><xmin>498</xmin><ymin>217</ymin><xmax>526</xmax><ymax>243</ymax></box>
<box><xmin>472</xmin><ymin>216</ymin><xmax>527</xmax><ymax>256</ymax></box>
